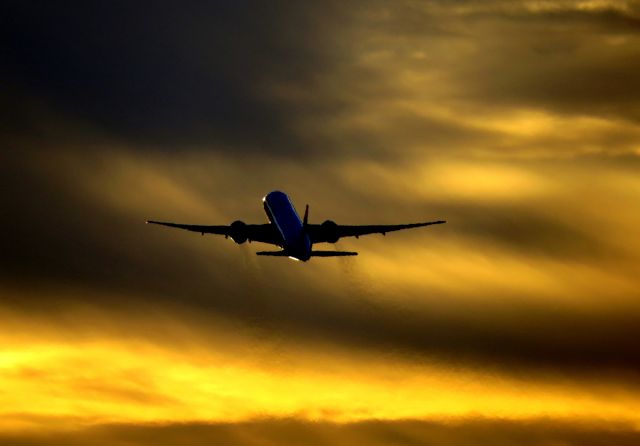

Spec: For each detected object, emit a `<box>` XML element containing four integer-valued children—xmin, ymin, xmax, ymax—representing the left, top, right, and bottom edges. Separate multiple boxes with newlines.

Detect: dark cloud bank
<box><xmin>1</xmin><ymin>1</ymin><xmax>348</xmax><ymax>154</ymax></box>
<box><xmin>4</xmin><ymin>1</ymin><xmax>640</xmax><ymax>155</ymax></box>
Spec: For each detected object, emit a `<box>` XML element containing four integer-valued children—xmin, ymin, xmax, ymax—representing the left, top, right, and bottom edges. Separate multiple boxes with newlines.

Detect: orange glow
<box><xmin>1</xmin><ymin>304</ymin><xmax>640</xmax><ymax>432</ymax></box>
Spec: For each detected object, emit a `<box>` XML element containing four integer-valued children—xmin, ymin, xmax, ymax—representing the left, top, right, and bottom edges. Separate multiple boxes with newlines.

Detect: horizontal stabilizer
<box><xmin>256</xmin><ymin>251</ymin><xmax>289</xmax><ymax>256</ymax></box>
<box><xmin>310</xmin><ymin>251</ymin><xmax>358</xmax><ymax>257</ymax></box>
<box><xmin>256</xmin><ymin>250</ymin><xmax>358</xmax><ymax>257</ymax></box>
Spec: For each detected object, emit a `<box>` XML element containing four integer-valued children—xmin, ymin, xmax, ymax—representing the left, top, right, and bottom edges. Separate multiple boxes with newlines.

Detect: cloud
<box><xmin>2</xmin><ymin>1</ymin><xmax>640</xmax><ymax>443</ymax></box>
<box><xmin>2</xmin><ymin>304</ymin><xmax>640</xmax><ymax>431</ymax></box>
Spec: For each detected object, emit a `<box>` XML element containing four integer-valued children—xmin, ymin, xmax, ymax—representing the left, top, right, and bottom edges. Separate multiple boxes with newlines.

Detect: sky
<box><xmin>2</xmin><ymin>0</ymin><xmax>640</xmax><ymax>444</ymax></box>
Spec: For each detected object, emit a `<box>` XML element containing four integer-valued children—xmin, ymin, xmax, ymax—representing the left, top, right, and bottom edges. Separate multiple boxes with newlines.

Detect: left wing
<box><xmin>307</xmin><ymin>220</ymin><xmax>446</xmax><ymax>244</ymax></box>
<box><xmin>146</xmin><ymin>221</ymin><xmax>282</xmax><ymax>245</ymax></box>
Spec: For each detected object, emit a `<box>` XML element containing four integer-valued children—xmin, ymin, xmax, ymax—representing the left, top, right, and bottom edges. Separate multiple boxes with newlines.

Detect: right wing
<box><xmin>307</xmin><ymin>220</ymin><xmax>446</xmax><ymax>244</ymax></box>
<box><xmin>146</xmin><ymin>221</ymin><xmax>282</xmax><ymax>245</ymax></box>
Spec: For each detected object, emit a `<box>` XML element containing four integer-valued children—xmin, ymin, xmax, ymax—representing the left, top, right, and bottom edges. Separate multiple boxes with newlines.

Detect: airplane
<box><xmin>147</xmin><ymin>190</ymin><xmax>445</xmax><ymax>261</ymax></box>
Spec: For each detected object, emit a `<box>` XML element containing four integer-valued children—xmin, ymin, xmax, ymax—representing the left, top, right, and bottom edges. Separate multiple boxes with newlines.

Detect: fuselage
<box><xmin>263</xmin><ymin>191</ymin><xmax>312</xmax><ymax>261</ymax></box>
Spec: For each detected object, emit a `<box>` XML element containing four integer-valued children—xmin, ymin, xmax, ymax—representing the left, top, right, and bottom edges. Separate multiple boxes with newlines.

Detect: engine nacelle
<box><xmin>321</xmin><ymin>219</ymin><xmax>339</xmax><ymax>243</ymax></box>
<box><xmin>230</xmin><ymin>220</ymin><xmax>248</xmax><ymax>244</ymax></box>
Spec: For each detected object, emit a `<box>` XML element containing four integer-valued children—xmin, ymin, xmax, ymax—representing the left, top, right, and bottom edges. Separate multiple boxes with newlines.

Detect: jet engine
<box><xmin>321</xmin><ymin>220</ymin><xmax>339</xmax><ymax>243</ymax></box>
<box><xmin>229</xmin><ymin>220</ymin><xmax>248</xmax><ymax>244</ymax></box>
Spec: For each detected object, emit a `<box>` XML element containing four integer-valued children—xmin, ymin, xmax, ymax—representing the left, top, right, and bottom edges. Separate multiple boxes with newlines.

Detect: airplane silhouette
<box><xmin>147</xmin><ymin>190</ymin><xmax>445</xmax><ymax>261</ymax></box>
